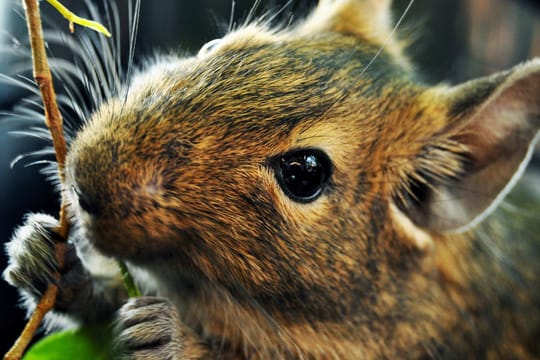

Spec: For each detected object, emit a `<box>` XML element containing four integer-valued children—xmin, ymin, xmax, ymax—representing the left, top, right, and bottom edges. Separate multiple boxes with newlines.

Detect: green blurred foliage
<box><xmin>23</xmin><ymin>325</ymin><xmax>113</xmax><ymax>360</ymax></box>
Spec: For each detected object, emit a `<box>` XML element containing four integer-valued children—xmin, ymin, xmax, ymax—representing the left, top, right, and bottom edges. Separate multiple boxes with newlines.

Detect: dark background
<box><xmin>1</xmin><ymin>0</ymin><xmax>539</xmax><ymax>355</ymax></box>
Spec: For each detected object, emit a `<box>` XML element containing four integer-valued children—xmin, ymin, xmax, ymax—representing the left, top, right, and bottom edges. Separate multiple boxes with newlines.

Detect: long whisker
<box><xmin>228</xmin><ymin>0</ymin><xmax>237</xmax><ymax>34</ymax></box>
<box><xmin>122</xmin><ymin>0</ymin><xmax>142</xmax><ymax>111</ymax></box>
<box><xmin>261</xmin><ymin>0</ymin><xmax>294</xmax><ymax>29</ymax></box>
<box><xmin>358</xmin><ymin>0</ymin><xmax>415</xmax><ymax>78</ymax></box>
<box><xmin>245</xmin><ymin>0</ymin><xmax>263</xmax><ymax>27</ymax></box>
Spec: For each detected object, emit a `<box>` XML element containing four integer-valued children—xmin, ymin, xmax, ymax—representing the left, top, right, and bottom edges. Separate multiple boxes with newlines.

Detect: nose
<box><xmin>72</xmin><ymin>185</ymin><xmax>103</xmax><ymax>216</ymax></box>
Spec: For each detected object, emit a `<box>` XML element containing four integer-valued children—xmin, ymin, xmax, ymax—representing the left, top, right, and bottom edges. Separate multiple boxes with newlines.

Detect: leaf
<box><xmin>23</xmin><ymin>325</ymin><xmax>114</xmax><ymax>360</ymax></box>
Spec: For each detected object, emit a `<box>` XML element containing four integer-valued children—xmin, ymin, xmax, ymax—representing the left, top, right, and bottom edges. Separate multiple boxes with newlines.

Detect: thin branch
<box><xmin>4</xmin><ymin>0</ymin><xmax>70</xmax><ymax>359</ymax></box>
<box><xmin>5</xmin><ymin>1</ymin><xmax>137</xmax><ymax>358</ymax></box>
<box><xmin>4</xmin><ymin>245</ymin><xmax>67</xmax><ymax>360</ymax></box>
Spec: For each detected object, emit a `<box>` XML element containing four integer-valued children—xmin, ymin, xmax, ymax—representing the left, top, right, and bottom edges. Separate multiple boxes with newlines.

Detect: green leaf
<box><xmin>23</xmin><ymin>325</ymin><xmax>114</xmax><ymax>360</ymax></box>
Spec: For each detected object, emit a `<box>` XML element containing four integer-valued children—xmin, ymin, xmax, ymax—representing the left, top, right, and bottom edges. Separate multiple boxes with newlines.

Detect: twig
<box><xmin>4</xmin><ymin>0</ymin><xmax>70</xmax><ymax>359</ymax></box>
<box><xmin>5</xmin><ymin>1</ymin><xmax>134</xmax><ymax>358</ymax></box>
<box><xmin>4</xmin><ymin>245</ymin><xmax>67</xmax><ymax>360</ymax></box>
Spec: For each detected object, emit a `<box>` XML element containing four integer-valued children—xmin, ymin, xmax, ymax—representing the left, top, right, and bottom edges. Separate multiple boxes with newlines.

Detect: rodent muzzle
<box><xmin>67</xmin><ymin>158</ymin><xmax>179</xmax><ymax>259</ymax></box>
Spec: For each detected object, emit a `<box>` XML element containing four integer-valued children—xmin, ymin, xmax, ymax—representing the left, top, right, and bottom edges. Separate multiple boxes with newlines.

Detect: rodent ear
<box><xmin>299</xmin><ymin>0</ymin><xmax>392</xmax><ymax>36</ymax></box>
<box><xmin>297</xmin><ymin>0</ymin><xmax>402</xmax><ymax>54</ymax></box>
<box><xmin>399</xmin><ymin>59</ymin><xmax>540</xmax><ymax>233</ymax></box>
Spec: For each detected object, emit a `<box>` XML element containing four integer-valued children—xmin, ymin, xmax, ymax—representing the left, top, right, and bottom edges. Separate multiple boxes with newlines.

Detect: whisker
<box><xmin>358</xmin><ymin>0</ymin><xmax>415</xmax><ymax>78</ymax></box>
<box><xmin>104</xmin><ymin>1</ymin><xmax>123</xmax><ymax>92</ymax></box>
<box><xmin>10</xmin><ymin>127</ymin><xmax>51</xmax><ymax>139</ymax></box>
<box><xmin>25</xmin><ymin>159</ymin><xmax>56</xmax><ymax>168</ymax></box>
<box><xmin>261</xmin><ymin>0</ymin><xmax>294</xmax><ymax>29</ymax></box>
<box><xmin>228</xmin><ymin>0</ymin><xmax>237</xmax><ymax>34</ymax></box>
<box><xmin>1</xmin><ymin>0</ymin><xmax>132</xmax><ymax>186</ymax></box>
<box><xmin>10</xmin><ymin>148</ymin><xmax>55</xmax><ymax>169</ymax></box>
<box><xmin>0</xmin><ymin>73</ymin><xmax>39</xmax><ymax>95</ymax></box>
<box><xmin>245</xmin><ymin>0</ymin><xmax>263</xmax><ymax>27</ymax></box>
<box><xmin>86</xmin><ymin>0</ymin><xmax>121</xmax><ymax>95</ymax></box>
<box><xmin>122</xmin><ymin>0</ymin><xmax>142</xmax><ymax>111</ymax></box>
<box><xmin>317</xmin><ymin>0</ymin><xmax>416</xmax><ymax>123</ymax></box>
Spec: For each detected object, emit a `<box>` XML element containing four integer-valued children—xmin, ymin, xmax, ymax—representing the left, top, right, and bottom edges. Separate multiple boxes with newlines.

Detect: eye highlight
<box><xmin>272</xmin><ymin>149</ymin><xmax>332</xmax><ymax>203</ymax></box>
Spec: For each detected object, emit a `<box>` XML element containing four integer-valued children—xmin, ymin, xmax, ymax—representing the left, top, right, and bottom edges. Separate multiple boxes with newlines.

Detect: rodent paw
<box><xmin>3</xmin><ymin>213</ymin><xmax>62</xmax><ymax>299</ymax></box>
<box><xmin>115</xmin><ymin>297</ymin><xmax>184</xmax><ymax>360</ymax></box>
<box><xmin>3</xmin><ymin>213</ymin><xmax>85</xmax><ymax>307</ymax></box>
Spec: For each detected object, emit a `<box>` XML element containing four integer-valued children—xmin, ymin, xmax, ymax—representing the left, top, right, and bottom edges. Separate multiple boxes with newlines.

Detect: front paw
<box><xmin>115</xmin><ymin>297</ymin><xmax>184</xmax><ymax>360</ymax></box>
<box><xmin>3</xmin><ymin>213</ymin><xmax>87</xmax><ymax>310</ymax></box>
<box><xmin>3</xmin><ymin>213</ymin><xmax>62</xmax><ymax>300</ymax></box>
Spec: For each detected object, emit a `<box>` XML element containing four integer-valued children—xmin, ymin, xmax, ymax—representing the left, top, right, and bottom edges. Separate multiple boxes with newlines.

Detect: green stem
<box><xmin>117</xmin><ymin>261</ymin><xmax>141</xmax><ymax>298</ymax></box>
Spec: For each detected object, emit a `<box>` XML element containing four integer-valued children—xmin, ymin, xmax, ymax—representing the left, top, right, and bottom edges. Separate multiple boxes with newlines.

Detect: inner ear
<box><xmin>397</xmin><ymin>59</ymin><xmax>540</xmax><ymax>233</ymax></box>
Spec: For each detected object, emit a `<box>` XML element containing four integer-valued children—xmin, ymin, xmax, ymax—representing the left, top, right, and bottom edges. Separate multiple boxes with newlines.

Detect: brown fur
<box><xmin>5</xmin><ymin>0</ymin><xmax>540</xmax><ymax>358</ymax></box>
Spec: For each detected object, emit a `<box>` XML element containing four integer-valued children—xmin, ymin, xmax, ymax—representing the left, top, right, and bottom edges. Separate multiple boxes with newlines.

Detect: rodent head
<box><xmin>65</xmin><ymin>0</ymin><xmax>540</xmax><ymax>316</ymax></box>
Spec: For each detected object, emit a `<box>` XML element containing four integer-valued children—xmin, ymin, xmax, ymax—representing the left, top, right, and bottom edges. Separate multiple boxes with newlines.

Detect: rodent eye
<box><xmin>273</xmin><ymin>149</ymin><xmax>332</xmax><ymax>203</ymax></box>
<box><xmin>197</xmin><ymin>38</ymin><xmax>222</xmax><ymax>57</ymax></box>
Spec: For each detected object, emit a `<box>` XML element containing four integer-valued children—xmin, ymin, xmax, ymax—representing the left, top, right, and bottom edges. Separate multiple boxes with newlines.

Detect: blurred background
<box><xmin>0</xmin><ymin>0</ymin><xmax>539</xmax><ymax>355</ymax></box>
